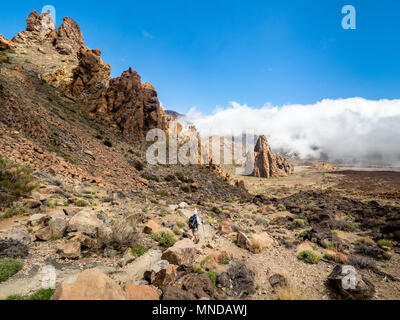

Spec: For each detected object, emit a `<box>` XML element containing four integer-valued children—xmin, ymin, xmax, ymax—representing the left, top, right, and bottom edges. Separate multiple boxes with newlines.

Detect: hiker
<box><xmin>188</xmin><ymin>209</ymin><xmax>202</xmax><ymax>244</ymax></box>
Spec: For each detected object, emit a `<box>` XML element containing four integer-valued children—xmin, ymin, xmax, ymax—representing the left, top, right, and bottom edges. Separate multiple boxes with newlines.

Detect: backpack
<box><xmin>188</xmin><ymin>215</ymin><xmax>198</xmax><ymax>229</ymax></box>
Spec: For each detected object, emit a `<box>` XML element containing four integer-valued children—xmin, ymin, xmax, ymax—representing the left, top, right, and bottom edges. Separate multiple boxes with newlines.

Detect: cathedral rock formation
<box><xmin>251</xmin><ymin>135</ymin><xmax>294</xmax><ymax>178</ymax></box>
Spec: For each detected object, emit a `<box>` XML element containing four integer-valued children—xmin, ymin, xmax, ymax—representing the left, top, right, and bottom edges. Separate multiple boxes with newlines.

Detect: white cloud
<box><xmin>186</xmin><ymin>98</ymin><xmax>400</xmax><ymax>166</ymax></box>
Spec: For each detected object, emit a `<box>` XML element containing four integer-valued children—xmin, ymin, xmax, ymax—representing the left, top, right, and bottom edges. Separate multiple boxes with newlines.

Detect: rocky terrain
<box><xmin>0</xmin><ymin>11</ymin><xmax>399</xmax><ymax>301</ymax></box>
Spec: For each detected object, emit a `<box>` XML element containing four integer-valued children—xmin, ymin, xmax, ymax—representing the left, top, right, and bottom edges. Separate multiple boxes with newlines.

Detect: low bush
<box><xmin>131</xmin><ymin>244</ymin><xmax>147</xmax><ymax>258</ymax></box>
<box><xmin>207</xmin><ymin>270</ymin><xmax>217</xmax><ymax>286</ymax></box>
<box><xmin>151</xmin><ymin>230</ymin><xmax>177</xmax><ymax>248</ymax></box>
<box><xmin>377</xmin><ymin>240</ymin><xmax>393</xmax><ymax>249</ymax></box>
<box><xmin>297</xmin><ymin>250</ymin><xmax>321</xmax><ymax>264</ymax></box>
<box><xmin>29</xmin><ymin>288</ymin><xmax>55</xmax><ymax>300</ymax></box>
<box><xmin>0</xmin><ymin>157</ymin><xmax>38</xmax><ymax>208</ymax></box>
<box><xmin>0</xmin><ymin>258</ymin><xmax>23</xmax><ymax>283</ymax></box>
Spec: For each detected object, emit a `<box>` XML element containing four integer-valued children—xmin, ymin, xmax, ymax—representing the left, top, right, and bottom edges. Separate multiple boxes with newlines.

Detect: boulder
<box><xmin>48</xmin><ymin>214</ymin><xmax>68</xmax><ymax>239</ymax></box>
<box><xmin>143</xmin><ymin>220</ymin><xmax>161</xmax><ymax>235</ymax></box>
<box><xmin>152</xmin><ymin>265</ymin><xmax>177</xmax><ymax>289</ymax></box>
<box><xmin>68</xmin><ymin>232</ymin><xmax>97</xmax><ymax>249</ymax></box>
<box><xmin>51</xmin><ymin>269</ymin><xmax>127</xmax><ymax>300</ymax></box>
<box><xmin>124</xmin><ymin>285</ymin><xmax>159</xmax><ymax>300</ymax></box>
<box><xmin>35</xmin><ymin>226</ymin><xmax>52</xmax><ymax>241</ymax></box>
<box><xmin>248</xmin><ymin>232</ymin><xmax>274</xmax><ymax>253</ymax></box>
<box><xmin>161</xmin><ymin>239</ymin><xmax>198</xmax><ymax>266</ymax></box>
<box><xmin>269</xmin><ymin>273</ymin><xmax>288</xmax><ymax>289</ymax></box>
<box><xmin>29</xmin><ymin>214</ymin><xmax>48</xmax><ymax>227</ymax></box>
<box><xmin>327</xmin><ymin>265</ymin><xmax>375</xmax><ymax>300</ymax></box>
<box><xmin>219</xmin><ymin>221</ymin><xmax>232</xmax><ymax>234</ymax></box>
<box><xmin>236</xmin><ymin>232</ymin><xmax>251</xmax><ymax>250</ymax></box>
<box><xmin>162</xmin><ymin>286</ymin><xmax>196</xmax><ymax>300</ymax></box>
<box><xmin>0</xmin><ymin>238</ymin><xmax>29</xmax><ymax>259</ymax></box>
<box><xmin>63</xmin><ymin>207</ymin><xmax>81</xmax><ymax>217</ymax></box>
<box><xmin>181</xmin><ymin>273</ymin><xmax>217</xmax><ymax>299</ymax></box>
<box><xmin>227</xmin><ymin>261</ymin><xmax>256</xmax><ymax>297</ymax></box>
<box><xmin>67</xmin><ymin>210</ymin><xmax>106</xmax><ymax>237</ymax></box>
<box><xmin>57</xmin><ymin>241</ymin><xmax>81</xmax><ymax>259</ymax></box>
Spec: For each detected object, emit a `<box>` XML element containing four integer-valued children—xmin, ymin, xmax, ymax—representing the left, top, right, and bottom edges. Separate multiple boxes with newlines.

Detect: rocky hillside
<box><xmin>0</xmin><ymin>10</ymin><xmax>399</xmax><ymax>302</ymax></box>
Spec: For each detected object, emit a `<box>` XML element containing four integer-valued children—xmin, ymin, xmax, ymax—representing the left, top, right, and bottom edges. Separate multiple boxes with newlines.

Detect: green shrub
<box><xmin>291</xmin><ymin>219</ymin><xmax>305</xmax><ymax>228</ymax></box>
<box><xmin>193</xmin><ymin>266</ymin><xmax>204</xmax><ymax>274</ymax></box>
<box><xmin>297</xmin><ymin>250</ymin><xmax>321</xmax><ymax>264</ymax></box>
<box><xmin>29</xmin><ymin>288</ymin><xmax>55</xmax><ymax>300</ymax></box>
<box><xmin>298</xmin><ymin>229</ymin><xmax>311</xmax><ymax>240</ymax></box>
<box><xmin>176</xmin><ymin>221</ymin><xmax>185</xmax><ymax>228</ymax></box>
<box><xmin>164</xmin><ymin>174</ymin><xmax>176</xmax><ymax>182</ymax></box>
<box><xmin>3</xmin><ymin>201</ymin><xmax>27</xmax><ymax>218</ymax></box>
<box><xmin>131</xmin><ymin>244</ymin><xmax>147</xmax><ymax>258</ymax></box>
<box><xmin>151</xmin><ymin>230</ymin><xmax>177</xmax><ymax>248</ymax></box>
<box><xmin>74</xmin><ymin>199</ymin><xmax>88</xmax><ymax>207</ymax></box>
<box><xmin>377</xmin><ymin>240</ymin><xmax>393</xmax><ymax>249</ymax></box>
<box><xmin>212</xmin><ymin>206</ymin><xmax>222</xmax><ymax>214</ymax></box>
<box><xmin>382</xmin><ymin>252</ymin><xmax>392</xmax><ymax>260</ymax></box>
<box><xmin>175</xmin><ymin>171</ymin><xmax>186</xmax><ymax>182</ymax></box>
<box><xmin>277</xmin><ymin>204</ymin><xmax>286</xmax><ymax>212</ymax></box>
<box><xmin>0</xmin><ymin>157</ymin><xmax>38</xmax><ymax>208</ymax></box>
<box><xmin>207</xmin><ymin>270</ymin><xmax>217</xmax><ymax>286</ymax></box>
<box><xmin>200</xmin><ymin>256</ymin><xmax>211</xmax><ymax>268</ymax></box>
<box><xmin>0</xmin><ymin>258</ymin><xmax>23</xmax><ymax>283</ymax></box>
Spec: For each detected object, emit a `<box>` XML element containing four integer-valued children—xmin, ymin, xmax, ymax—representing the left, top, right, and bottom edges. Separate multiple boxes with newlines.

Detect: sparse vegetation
<box><xmin>377</xmin><ymin>240</ymin><xmax>393</xmax><ymax>249</ymax></box>
<box><xmin>74</xmin><ymin>199</ymin><xmax>88</xmax><ymax>207</ymax></box>
<box><xmin>277</xmin><ymin>287</ymin><xmax>306</xmax><ymax>300</ymax></box>
<box><xmin>0</xmin><ymin>258</ymin><xmax>23</xmax><ymax>283</ymax></box>
<box><xmin>0</xmin><ymin>156</ymin><xmax>39</xmax><ymax>209</ymax></box>
<box><xmin>131</xmin><ymin>244</ymin><xmax>147</xmax><ymax>258</ymax></box>
<box><xmin>151</xmin><ymin>230</ymin><xmax>177</xmax><ymax>248</ymax></box>
<box><xmin>297</xmin><ymin>250</ymin><xmax>321</xmax><ymax>264</ymax></box>
<box><xmin>207</xmin><ymin>270</ymin><xmax>217</xmax><ymax>286</ymax></box>
<box><xmin>29</xmin><ymin>288</ymin><xmax>55</xmax><ymax>300</ymax></box>
<box><xmin>277</xmin><ymin>204</ymin><xmax>286</xmax><ymax>212</ymax></box>
<box><xmin>134</xmin><ymin>160</ymin><xmax>145</xmax><ymax>172</ymax></box>
<box><xmin>298</xmin><ymin>229</ymin><xmax>311</xmax><ymax>240</ymax></box>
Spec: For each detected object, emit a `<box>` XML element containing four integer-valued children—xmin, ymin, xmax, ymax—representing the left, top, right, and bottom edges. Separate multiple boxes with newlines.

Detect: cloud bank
<box><xmin>185</xmin><ymin>98</ymin><xmax>400</xmax><ymax>166</ymax></box>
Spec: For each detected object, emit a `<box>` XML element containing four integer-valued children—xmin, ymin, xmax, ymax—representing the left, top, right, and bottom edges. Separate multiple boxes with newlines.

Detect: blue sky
<box><xmin>0</xmin><ymin>0</ymin><xmax>399</xmax><ymax>114</ymax></box>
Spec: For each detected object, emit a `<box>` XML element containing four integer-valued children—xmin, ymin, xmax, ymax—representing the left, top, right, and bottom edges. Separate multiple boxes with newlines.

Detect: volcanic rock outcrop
<box><xmin>251</xmin><ymin>135</ymin><xmax>294</xmax><ymax>178</ymax></box>
<box><xmin>7</xmin><ymin>10</ymin><xmax>168</xmax><ymax>141</ymax></box>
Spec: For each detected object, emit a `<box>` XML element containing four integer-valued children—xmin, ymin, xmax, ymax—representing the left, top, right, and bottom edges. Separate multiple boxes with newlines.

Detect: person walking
<box><xmin>188</xmin><ymin>209</ymin><xmax>202</xmax><ymax>244</ymax></box>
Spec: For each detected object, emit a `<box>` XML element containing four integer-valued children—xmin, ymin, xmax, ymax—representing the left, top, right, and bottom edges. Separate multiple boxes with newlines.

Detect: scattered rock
<box><xmin>269</xmin><ymin>273</ymin><xmax>288</xmax><ymax>289</ymax></box>
<box><xmin>57</xmin><ymin>241</ymin><xmax>81</xmax><ymax>259</ymax></box>
<box><xmin>219</xmin><ymin>221</ymin><xmax>232</xmax><ymax>234</ymax></box>
<box><xmin>51</xmin><ymin>269</ymin><xmax>127</xmax><ymax>300</ymax></box>
<box><xmin>67</xmin><ymin>210</ymin><xmax>106</xmax><ymax>237</ymax></box>
<box><xmin>227</xmin><ymin>261</ymin><xmax>256</xmax><ymax>297</ymax></box>
<box><xmin>162</xmin><ymin>286</ymin><xmax>196</xmax><ymax>300</ymax></box>
<box><xmin>161</xmin><ymin>239</ymin><xmax>198</xmax><ymax>266</ymax></box>
<box><xmin>124</xmin><ymin>284</ymin><xmax>159</xmax><ymax>300</ymax></box>
<box><xmin>143</xmin><ymin>220</ymin><xmax>161</xmax><ymax>235</ymax></box>
<box><xmin>327</xmin><ymin>265</ymin><xmax>375</xmax><ymax>300</ymax></box>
